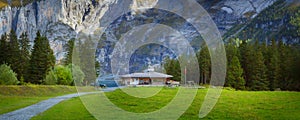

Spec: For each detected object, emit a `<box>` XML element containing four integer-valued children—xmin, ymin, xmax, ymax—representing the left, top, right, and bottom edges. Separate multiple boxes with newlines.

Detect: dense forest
<box><xmin>164</xmin><ymin>39</ymin><xmax>300</xmax><ymax>91</ymax></box>
<box><xmin>0</xmin><ymin>30</ymin><xmax>86</xmax><ymax>86</ymax></box>
<box><xmin>0</xmin><ymin>30</ymin><xmax>299</xmax><ymax>91</ymax></box>
<box><xmin>164</xmin><ymin>0</ymin><xmax>300</xmax><ymax>91</ymax></box>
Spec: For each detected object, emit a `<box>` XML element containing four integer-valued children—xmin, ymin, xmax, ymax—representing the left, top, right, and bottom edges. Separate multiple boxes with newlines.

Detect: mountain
<box><xmin>0</xmin><ymin>0</ymin><xmax>287</xmax><ymax>73</ymax></box>
<box><xmin>223</xmin><ymin>0</ymin><xmax>300</xmax><ymax>44</ymax></box>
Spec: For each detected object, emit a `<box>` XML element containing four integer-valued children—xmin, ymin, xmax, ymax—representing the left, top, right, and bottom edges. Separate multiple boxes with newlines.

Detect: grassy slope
<box><xmin>0</xmin><ymin>85</ymin><xmax>76</xmax><ymax>114</ymax></box>
<box><xmin>32</xmin><ymin>88</ymin><xmax>300</xmax><ymax>120</ymax></box>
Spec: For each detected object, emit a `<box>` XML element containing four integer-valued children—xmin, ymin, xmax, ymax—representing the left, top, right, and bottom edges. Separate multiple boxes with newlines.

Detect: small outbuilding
<box><xmin>120</xmin><ymin>66</ymin><xmax>173</xmax><ymax>86</ymax></box>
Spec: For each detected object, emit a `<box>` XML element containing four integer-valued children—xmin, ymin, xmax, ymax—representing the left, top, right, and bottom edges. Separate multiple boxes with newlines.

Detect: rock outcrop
<box><xmin>0</xmin><ymin>0</ymin><xmax>276</xmax><ymax>72</ymax></box>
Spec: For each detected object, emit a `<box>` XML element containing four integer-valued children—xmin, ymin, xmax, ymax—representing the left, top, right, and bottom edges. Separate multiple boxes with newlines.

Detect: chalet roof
<box><xmin>120</xmin><ymin>71</ymin><xmax>173</xmax><ymax>78</ymax></box>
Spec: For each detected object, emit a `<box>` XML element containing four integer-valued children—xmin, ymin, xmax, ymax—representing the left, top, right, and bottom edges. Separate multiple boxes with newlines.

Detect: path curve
<box><xmin>0</xmin><ymin>92</ymin><xmax>98</xmax><ymax>120</ymax></box>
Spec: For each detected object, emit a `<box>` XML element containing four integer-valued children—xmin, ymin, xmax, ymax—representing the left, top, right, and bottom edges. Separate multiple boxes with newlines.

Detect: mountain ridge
<box><xmin>0</xmin><ymin>0</ymin><xmax>290</xmax><ymax>73</ymax></box>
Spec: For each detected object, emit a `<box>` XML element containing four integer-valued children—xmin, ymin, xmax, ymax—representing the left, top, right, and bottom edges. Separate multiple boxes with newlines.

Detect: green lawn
<box><xmin>0</xmin><ymin>85</ymin><xmax>76</xmax><ymax>114</ymax></box>
<box><xmin>32</xmin><ymin>87</ymin><xmax>300</xmax><ymax>120</ymax></box>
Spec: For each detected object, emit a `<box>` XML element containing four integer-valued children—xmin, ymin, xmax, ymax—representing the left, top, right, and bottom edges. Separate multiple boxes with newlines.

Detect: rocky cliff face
<box><xmin>0</xmin><ymin>0</ymin><xmax>276</xmax><ymax>73</ymax></box>
<box><xmin>198</xmin><ymin>0</ymin><xmax>277</xmax><ymax>34</ymax></box>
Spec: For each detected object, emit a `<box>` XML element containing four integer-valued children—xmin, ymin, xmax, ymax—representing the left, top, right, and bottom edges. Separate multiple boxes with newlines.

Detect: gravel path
<box><xmin>0</xmin><ymin>92</ymin><xmax>99</xmax><ymax>120</ymax></box>
<box><xmin>0</xmin><ymin>87</ymin><xmax>123</xmax><ymax>120</ymax></box>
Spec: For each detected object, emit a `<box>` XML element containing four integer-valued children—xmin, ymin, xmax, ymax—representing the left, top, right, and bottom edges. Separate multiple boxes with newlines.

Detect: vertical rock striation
<box><xmin>0</xmin><ymin>0</ymin><xmax>276</xmax><ymax>71</ymax></box>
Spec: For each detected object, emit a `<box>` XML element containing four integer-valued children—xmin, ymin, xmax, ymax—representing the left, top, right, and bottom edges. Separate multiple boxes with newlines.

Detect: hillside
<box><xmin>0</xmin><ymin>0</ymin><xmax>295</xmax><ymax>73</ymax></box>
<box><xmin>224</xmin><ymin>0</ymin><xmax>300</xmax><ymax>44</ymax></box>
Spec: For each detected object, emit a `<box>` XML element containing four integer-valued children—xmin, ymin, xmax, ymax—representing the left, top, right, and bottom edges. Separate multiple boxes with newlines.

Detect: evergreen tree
<box><xmin>248</xmin><ymin>42</ymin><xmax>269</xmax><ymax>91</ymax></box>
<box><xmin>225</xmin><ymin>39</ymin><xmax>239</xmax><ymax>64</ymax></box>
<box><xmin>18</xmin><ymin>32</ymin><xmax>31</xmax><ymax>80</ymax></box>
<box><xmin>239</xmin><ymin>40</ymin><xmax>252</xmax><ymax>87</ymax></box>
<box><xmin>277</xmin><ymin>39</ymin><xmax>293</xmax><ymax>90</ymax></box>
<box><xmin>63</xmin><ymin>38</ymin><xmax>75</xmax><ymax>65</ymax></box>
<box><xmin>266</xmin><ymin>39</ymin><xmax>280</xmax><ymax>90</ymax></box>
<box><xmin>164</xmin><ymin>57</ymin><xmax>181</xmax><ymax>82</ymax></box>
<box><xmin>198</xmin><ymin>44</ymin><xmax>211</xmax><ymax>84</ymax></box>
<box><xmin>225</xmin><ymin>39</ymin><xmax>245</xmax><ymax>89</ymax></box>
<box><xmin>0</xmin><ymin>33</ymin><xmax>8</xmax><ymax>64</ymax></box>
<box><xmin>225</xmin><ymin>39</ymin><xmax>239</xmax><ymax>87</ymax></box>
<box><xmin>292</xmin><ymin>45</ymin><xmax>300</xmax><ymax>91</ymax></box>
<box><xmin>26</xmin><ymin>31</ymin><xmax>55</xmax><ymax>84</ymax></box>
<box><xmin>7</xmin><ymin>30</ymin><xmax>21</xmax><ymax>80</ymax></box>
<box><xmin>227</xmin><ymin>56</ymin><xmax>245</xmax><ymax>90</ymax></box>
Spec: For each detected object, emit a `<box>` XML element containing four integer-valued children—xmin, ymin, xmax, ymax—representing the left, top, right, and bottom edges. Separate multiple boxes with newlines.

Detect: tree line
<box><xmin>164</xmin><ymin>39</ymin><xmax>300</xmax><ymax>91</ymax></box>
<box><xmin>0</xmin><ymin>30</ymin><xmax>85</xmax><ymax>86</ymax></box>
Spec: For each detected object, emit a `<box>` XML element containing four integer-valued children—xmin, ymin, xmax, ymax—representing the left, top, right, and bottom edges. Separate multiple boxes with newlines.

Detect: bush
<box><xmin>67</xmin><ymin>64</ymin><xmax>85</xmax><ymax>86</ymax></box>
<box><xmin>45</xmin><ymin>69</ymin><xmax>57</xmax><ymax>85</ymax></box>
<box><xmin>55</xmin><ymin>65</ymin><xmax>73</xmax><ymax>85</ymax></box>
<box><xmin>45</xmin><ymin>65</ymin><xmax>72</xmax><ymax>85</ymax></box>
<box><xmin>44</xmin><ymin>65</ymin><xmax>85</xmax><ymax>86</ymax></box>
<box><xmin>0</xmin><ymin>64</ymin><xmax>19</xmax><ymax>85</ymax></box>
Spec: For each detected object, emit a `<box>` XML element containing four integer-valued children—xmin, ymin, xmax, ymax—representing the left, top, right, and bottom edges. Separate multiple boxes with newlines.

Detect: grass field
<box><xmin>0</xmin><ymin>85</ymin><xmax>76</xmax><ymax>114</ymax></box>
<box><xmin>32</xmin><ymin>87</ymin><xmax>300</xmax><ymax>120</ymax></box>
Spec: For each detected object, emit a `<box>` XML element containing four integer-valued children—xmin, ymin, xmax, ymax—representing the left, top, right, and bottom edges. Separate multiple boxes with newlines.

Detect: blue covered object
<box><xmin>98</xmin><ymin>80</ymin><xmax>118</xmax><ymax>87</ymax></box>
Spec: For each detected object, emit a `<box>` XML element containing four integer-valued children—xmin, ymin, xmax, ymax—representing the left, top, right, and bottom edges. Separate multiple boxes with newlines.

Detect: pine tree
<box><xmin>278</xmin><ymin>39</ymin><xmax>293</xmax><ymax>90</ymax></box>
<box><xmin>0</xmin><ymin>33</ymin><xmax>8</xmax><ymax>64</ymax></box>
<box><xmin>225</xmin><ymin>39</ymin><xmax>245</xmax><ymax>89</ymax></box>
<box><xmin>19</xmin><ymin>32</ymin><xmax>31</xmax><ymax>80</ymax></box>
<box><xmin>225</xmin><ymin>39</ymin><xmax>239</xmax><ymax>87</ymax></box>
<box><xmin>63</xmin><ymin>38</ymin><xmax>75</xmax><ymax>65</ymax></box>
<box><xmin>163</xmin><ymin>57</ymin><xmax>181</xmax><ymax>82</ymax></box>
<box><xmin>248</xmin><ymin>42</ymin><xmax>269</xmax><ymax>91</ymax></box>
<box><xmin>46</xmin><ymin>39</ymin><xmax>56</xmax><ymax>70</ymax></box>
<box><xmin>227</xmin><ymin>56</ymin><xmax>245</xmax><ymax>90</ymax></box>
<box><xmin>225</xmin><ymin>39</ymin><xmax>238</xmax><ymax>64</ymax></box>
<box><xmin>198</xmin><ymin>44</ymin><xmax>211</xmax><ymax>84</ymax></box>
<box><xmin>239</xmin><ymin>40</ymin><xmax>252</xmax><ymax>88</ymax></box>
<box><xmin>266</xmin><ymin>39</ymin><xmax>280</xmax><ymax>90</ymax></box>
<box><xmin>26</xmin><ymin>31</ymin><xmax>55</xmax><ymax>84</ymax></box>
<box><xmin>292</xmin><ymin>45</ymin><xmax>300</xmax><ymax>91</ymax></box>
<box><xmin>163</xmin><ymin>57</ymin><xmax>172</xmax><ymax>76</ymax></box>
<box><xmin>7</xmin><ymin>30</ymin><xmax>22</xmax><ymax>80</ymax></box>
<box><xmin>172</xmin><ymin>59</ymin><xmax>181</xmax><ymax>81</ymax></box>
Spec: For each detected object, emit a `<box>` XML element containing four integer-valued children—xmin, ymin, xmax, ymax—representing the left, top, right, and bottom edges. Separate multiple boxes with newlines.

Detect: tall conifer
<box><xmin>27</xmin><ymin>31</ymin><xmax>55</xmax><ymax>84</ymax></box>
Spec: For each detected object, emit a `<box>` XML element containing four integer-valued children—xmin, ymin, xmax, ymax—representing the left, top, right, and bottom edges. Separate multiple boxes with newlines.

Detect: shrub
<box><xmin>67</xmin><ymin>64</ymin><xmax>85</xmax><ymax>86</ymax></box>
<box><xmin>44</xmin><ymin>66</ymin><xmax>72</xmax><ymax>85</ymax></box>
<box><xmin>55</xmin><ymin>65</ymin><xmax>73</xmax><ymax>85</ymax></box>
<box><xmin>0</xmin><ymin>64</ymin><xmax>19</xmax><ymax>85</ymax></box>
<box><xmin>45</xmin><ymin>69</ymin><xmax>57</xmax><ymax>85</ymax></box>
<box><xmin>44</xmin><ymin>65</ymin><xmax>84</xmax><ymax>86</ymax></box>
